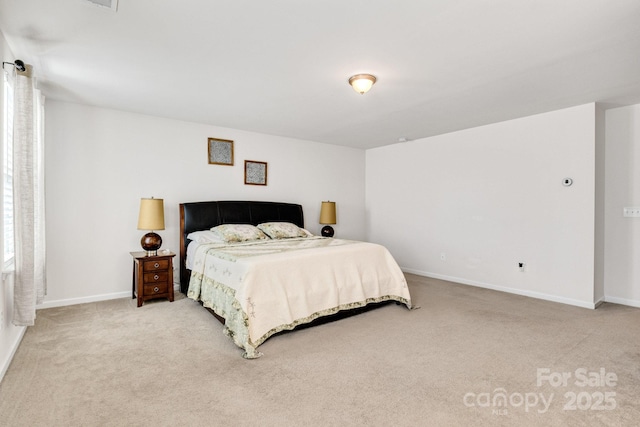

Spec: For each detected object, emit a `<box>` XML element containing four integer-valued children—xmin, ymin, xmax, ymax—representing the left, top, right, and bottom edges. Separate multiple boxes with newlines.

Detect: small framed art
<box><xmin>244</xmin><ymin>160</ymin><xmax>268</xmax><ymax>186</ymax></box>
<box><xmin>208</xmin><ymin>138</ymin><xmax>234</xmax><ymax>166</ymax></box>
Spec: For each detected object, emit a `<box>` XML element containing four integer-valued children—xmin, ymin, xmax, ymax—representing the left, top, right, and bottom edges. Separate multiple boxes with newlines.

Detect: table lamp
<box><xmin>137</xmin><ymin>197</ymin><xmax>165</xmax><ymax>255</ymax></box>
<box><xmin>319</xmin><ymin>201</ymin><xmax>336</xmax><ymax>237</ymax></box>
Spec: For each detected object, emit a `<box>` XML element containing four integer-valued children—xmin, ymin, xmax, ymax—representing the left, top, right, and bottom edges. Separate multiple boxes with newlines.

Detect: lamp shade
<box><xmin>137</xmin><ymin>198</ymin><xmax>165</xmax><ymax>231</ymax></box>
<box><xmin>319</xmin><ymin>201</ymin><xmax>336</xmax><ymax>225</ymax></box>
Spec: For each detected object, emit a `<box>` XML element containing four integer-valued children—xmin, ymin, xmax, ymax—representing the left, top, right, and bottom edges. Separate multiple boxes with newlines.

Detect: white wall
<box><xmin>366</xmin><ymin>104</ymin><xmax>598</xmax><ymax>308</ymax></box>
<box><xmin>0</xmin><ymin>31</ymin><xmax>27</xmax><ymax>382</ymax></box>
<box><xmin>44</xmin><ymin>100</ymin><xmax>365</xmax><ymax>306</ymax></box>
<box><xmin>604</xmin><ymin>104</ymin><xmax>640</xmax><ymax>307</ymax></box>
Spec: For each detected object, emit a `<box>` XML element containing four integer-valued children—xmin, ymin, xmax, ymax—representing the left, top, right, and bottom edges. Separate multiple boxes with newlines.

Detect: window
<box><xmin>3</xmin><ymin>71</ymin><xmax>14</xmax><ymax>266</ymax></box>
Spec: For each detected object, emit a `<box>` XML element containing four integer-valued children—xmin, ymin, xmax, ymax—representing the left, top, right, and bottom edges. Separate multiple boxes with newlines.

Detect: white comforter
<box><xmin>187</xmin><ymin>236</ymin><xmax>412</xmax><ymax>358</ymax></box>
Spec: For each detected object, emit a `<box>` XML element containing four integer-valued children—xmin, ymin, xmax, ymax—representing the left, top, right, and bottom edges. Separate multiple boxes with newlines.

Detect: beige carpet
<box><xmin>1</xmin><ymin>274</ymin><xmax>639</xmax><ymax>426</ymax></box>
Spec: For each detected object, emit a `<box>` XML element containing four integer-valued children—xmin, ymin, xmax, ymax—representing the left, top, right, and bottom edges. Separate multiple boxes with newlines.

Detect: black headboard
<box><xmin>179</xmin><ymin>201</ymin><xmax>304</xmax><ymax>293</ymax></box>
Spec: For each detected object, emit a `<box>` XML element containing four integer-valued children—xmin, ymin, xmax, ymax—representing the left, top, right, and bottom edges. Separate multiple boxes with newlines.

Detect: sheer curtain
<box><xmin>12</xmin><ymin>63</ymin><xmax>46</xmax><ymax>326</ymax></box>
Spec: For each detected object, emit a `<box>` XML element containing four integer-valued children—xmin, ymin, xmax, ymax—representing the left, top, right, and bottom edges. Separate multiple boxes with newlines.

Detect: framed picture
<box><xmin>244</xmin><ymin>160</ymin><xmax>268</xmax><ymax>186</ymax></box>
<box><xmin>208</xmin><ymin>138</ymin><xmax>234</xmax><ymax>166</ymax></box>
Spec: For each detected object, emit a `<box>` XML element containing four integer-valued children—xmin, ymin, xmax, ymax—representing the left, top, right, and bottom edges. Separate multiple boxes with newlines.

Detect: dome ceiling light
<box><xmin>348</xmin><ymin>74</ymin><xmax>376</xmax><ymax>94</ymax></box>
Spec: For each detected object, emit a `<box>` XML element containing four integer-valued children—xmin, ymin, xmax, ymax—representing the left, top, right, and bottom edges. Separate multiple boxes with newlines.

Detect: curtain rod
<box><xmin>2</xmin><ymin>59</ymin><xmax>26</xmax><ymax>72</ymax></box>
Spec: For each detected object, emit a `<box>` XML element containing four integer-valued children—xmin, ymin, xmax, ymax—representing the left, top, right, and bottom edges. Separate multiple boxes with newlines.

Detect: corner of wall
<box><xmin>0</xmin><ymin>324</ymin><xmax>27</xmax><ymax>383</ymax></box>
<box><xmin>594</xmin><ymin>104</ymin><xmax>606</xmax><ymax>303</ymax></box>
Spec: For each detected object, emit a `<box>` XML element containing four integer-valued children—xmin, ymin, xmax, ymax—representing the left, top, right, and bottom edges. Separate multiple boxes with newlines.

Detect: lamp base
<box><xmin>141</xmin><ymin>232</ymin><xmax>162</xmax><ymax>256</ymax></box>
<box><xmin>321</xmin><ymin>225</ymin><xmax>334</xmax><ymax>238</ymax></box>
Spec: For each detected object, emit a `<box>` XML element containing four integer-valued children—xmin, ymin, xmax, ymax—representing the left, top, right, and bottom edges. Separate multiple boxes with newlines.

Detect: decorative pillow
<box><xmin>210</xmin><ymin>224</ymin><xmax>268</xmax><ymax>243</ymax></box>
<box><xmin>257</xmin><ymin>222</ymin><xmax>309</xmax><ymax>239</ymax></box>
<box><xmin>186</xmin><ymin>230</ymin><xmax>225</xmax><ymax>244</ymax></box>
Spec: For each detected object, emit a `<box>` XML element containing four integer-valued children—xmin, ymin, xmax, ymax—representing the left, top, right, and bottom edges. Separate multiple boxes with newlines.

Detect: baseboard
<box><xmin>402</xmin><ymin>268</ymin><xmax>598</xmax><ymax>309</ymax></box>
<box><xmin>37</xmin><ymin>291</ymin><xmax>131</xmax><ymax>309</ymax></box>
<box><xmin>604</xmin><ymin>296</ymin><xmax>640</xmax><ymax>308</ymax></box>
<box><xmin>36</xmin><ymin>282</ymin><xmax>182</xmax><ymax>310</ymax></box>
<box><xmin>0</xmin><ymin>325</ymin><xmax>27</xmax><ymax>384</ymax></box>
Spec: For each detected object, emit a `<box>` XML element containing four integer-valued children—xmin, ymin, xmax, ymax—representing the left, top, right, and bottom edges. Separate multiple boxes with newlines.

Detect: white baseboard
<box><xmin>604</xmin><ymin>296</ymin><xmax>640</xmax><ymax>308</ymax></box>
<box><xmin>0</xmin><ymin>325</ymin><xmax>27</xmax><ymax>384</ymax></box>
<box><xmin>402</xmin><ymin>268</ymin><xmax>598</xmax><ymax>309</ymax></box>
<box><xmin>37</xmin><ymin>291</ymin><xmax>132</xmax><ymax>309</ymax></box>
<box><xmin>36</xmin><ymin>282</ymin><xmax>182</xmax><ymax>310</ymax></box>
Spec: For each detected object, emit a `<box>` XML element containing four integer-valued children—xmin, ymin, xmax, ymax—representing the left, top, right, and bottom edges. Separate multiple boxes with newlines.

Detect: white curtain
<box><xmin>12</xmin><ymin>63</ymin><xmax>46</xmax><ymax>326</ymax></box>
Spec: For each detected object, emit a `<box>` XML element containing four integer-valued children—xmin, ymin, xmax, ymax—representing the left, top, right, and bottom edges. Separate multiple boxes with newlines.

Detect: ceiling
<box><xmin>1</xmin><ymin>0</ymin><xmax>640</xmax><ymax>149</ymax></box>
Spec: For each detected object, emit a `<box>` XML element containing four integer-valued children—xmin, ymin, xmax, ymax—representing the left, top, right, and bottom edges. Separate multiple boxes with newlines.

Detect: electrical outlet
<box><xmin>623</xmin><ymin>207</ymin><xmax>640</xmax><ymax>217</ymax></box>
<box><xmin>440</xmin><ymin>252</ymin><xmax>446</xmax><ymax>261</ymax></box>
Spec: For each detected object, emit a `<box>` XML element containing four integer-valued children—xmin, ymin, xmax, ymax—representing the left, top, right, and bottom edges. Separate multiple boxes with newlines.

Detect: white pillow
<box><xmin>187</xmin><ymin>230</ymin><xmax>225</xmax><ymax>244</ymax></box>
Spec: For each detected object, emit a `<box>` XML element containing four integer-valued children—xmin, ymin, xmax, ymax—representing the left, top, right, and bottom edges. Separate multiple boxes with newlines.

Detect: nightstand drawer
<box><xmin>143</xmin><ymin>271</ymin><xmax>168</xmax><ymax>284</ymax></box>
<box><xmin>143</xmin><ymin>283</ymin><xmax>169</xmax><ymax>296</ymax></box>
<box><xmin>143</xmin><ymin>259</ymin><xmax>169</xmax><ymax>272</ymax></box>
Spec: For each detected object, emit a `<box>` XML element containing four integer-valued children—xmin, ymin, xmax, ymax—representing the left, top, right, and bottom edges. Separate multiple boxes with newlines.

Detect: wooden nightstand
<box><xmin>130</xmin><ymin>251</ymin><xmax>176</xmax><ymax>307</ymax></box>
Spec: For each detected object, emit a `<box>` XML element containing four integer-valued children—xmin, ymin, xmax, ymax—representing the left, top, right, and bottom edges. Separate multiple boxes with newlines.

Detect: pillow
<box><xmin>186</xmin><ymin>230</ymin><xmax>224</xmax><ymax>244</ymax></box>
<box><xmin>257</xmin><ymin>222</ymin><xmax>309</xmax><ymax>239</ymax></box>
<box><xmin>210</xmin><ymin>224</ymin><xmax>268</xmax><ymax>243</ymax></box>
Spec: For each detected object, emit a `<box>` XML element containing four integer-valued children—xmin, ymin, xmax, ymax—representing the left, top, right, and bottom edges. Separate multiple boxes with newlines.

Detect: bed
<box><xmin>180</xmin><ymin>200</ymin><xmax>412</xmax><ymax>358</ymax></box>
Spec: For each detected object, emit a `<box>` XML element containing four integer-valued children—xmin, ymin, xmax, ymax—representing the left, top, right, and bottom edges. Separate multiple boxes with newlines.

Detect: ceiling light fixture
<box><xmin>348</xmin><ymin>74</ymin><xmax>376</xmax><ymax>94</ymax></box>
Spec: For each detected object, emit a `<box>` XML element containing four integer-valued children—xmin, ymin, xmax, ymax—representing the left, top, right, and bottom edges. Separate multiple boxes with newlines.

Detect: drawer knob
<box><xmin>154</xmin><ymin>262</ymin><xmax>160</xmax><ymax>268</ymax></box>
<box><xmin>154</xmin><ymin>274</ymin><xmax>159</xmax><ymax>280</ymax></box>
<box><xmin>153</xmin><ymin>286</ymin><xmax>159</xmax><ymax>293</ymax></box>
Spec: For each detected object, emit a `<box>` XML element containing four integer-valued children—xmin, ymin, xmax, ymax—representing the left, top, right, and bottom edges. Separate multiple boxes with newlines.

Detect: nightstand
<box><xmin>130</xmin><ymin>251</ymin><xmax>176</xmax><ymax>307</ymax></box>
